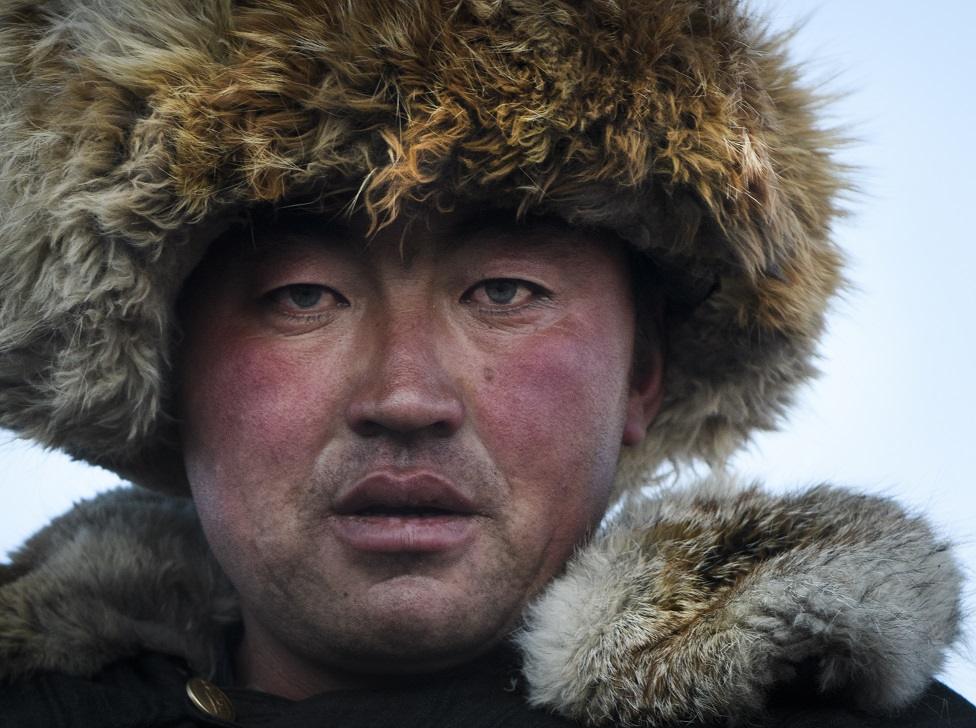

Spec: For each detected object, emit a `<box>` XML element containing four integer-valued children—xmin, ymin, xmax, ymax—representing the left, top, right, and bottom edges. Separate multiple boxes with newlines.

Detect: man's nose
<box><xmin>346</xmin><ymin>314</ymin><xmax>465</xmax><ymax>439</ymax></box>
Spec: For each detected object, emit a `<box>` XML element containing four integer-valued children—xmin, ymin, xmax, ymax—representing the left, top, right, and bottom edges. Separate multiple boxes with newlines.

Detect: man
<box><xmin>0</xmin><ymin>0</ymin><xmax>972</xmax><ymax>726</ymax></box>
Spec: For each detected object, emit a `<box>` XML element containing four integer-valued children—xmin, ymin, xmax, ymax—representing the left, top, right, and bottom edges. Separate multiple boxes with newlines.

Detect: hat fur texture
<box><xmin>0</xmin><ymin>0</ymin><xmax>845</xmax><ymax>492</ymax></box>
<box><xmin>0</xmin><ymin>477</ymin><xmax>960</xmax><ymax>725</ymax></box>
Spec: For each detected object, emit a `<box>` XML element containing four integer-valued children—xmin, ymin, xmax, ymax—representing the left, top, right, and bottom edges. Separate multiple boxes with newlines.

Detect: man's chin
<box><xmin>315</xmin><ymin>575</ymin><xmax>522</xmax><ymax>673</ymax></box>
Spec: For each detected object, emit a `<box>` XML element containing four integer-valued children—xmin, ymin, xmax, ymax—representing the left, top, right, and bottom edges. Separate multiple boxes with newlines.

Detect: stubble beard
<box><xmin>230</xmin><ymin>437</ymin><xmax>557</xmax><ymax>676</ymax></box>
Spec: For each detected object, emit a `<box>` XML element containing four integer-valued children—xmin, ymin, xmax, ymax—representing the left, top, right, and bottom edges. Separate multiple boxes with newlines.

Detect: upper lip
<box><xmin>333</xmin><ymin>471</ymin><xmax>478</xmax><ymax>515</ymax></box>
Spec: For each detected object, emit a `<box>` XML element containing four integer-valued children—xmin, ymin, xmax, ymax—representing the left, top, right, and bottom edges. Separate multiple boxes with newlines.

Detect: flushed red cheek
<box><xmin>184</xmin><ymin>336</ymin><xmax>344</xmax><ymax>477</ymax></box>
<box><xmin>473</xmin><ymin>329</ymin><xmax>629</xmax><ymax>490</ymax></box>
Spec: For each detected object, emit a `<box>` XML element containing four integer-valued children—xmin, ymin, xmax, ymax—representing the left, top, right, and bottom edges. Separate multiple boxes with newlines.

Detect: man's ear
<box><xmin>621</xmin><ymin>343</ymin><xmax>664</xmax><ymax>446</ymax></box>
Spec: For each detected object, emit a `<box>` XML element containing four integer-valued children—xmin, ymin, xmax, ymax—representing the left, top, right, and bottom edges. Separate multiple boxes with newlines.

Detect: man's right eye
<box><xmin>266</xmin><ymin>284</ymin><xmax>348</xmax><ymax>315</ymax></box>
<box><xmin>285</xmin><ymin>284</ymin><xmax>326</xmax><ymax>309</ymax></box>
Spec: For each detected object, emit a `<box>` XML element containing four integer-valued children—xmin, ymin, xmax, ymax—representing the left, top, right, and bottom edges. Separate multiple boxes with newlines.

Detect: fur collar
<box><xmin>0</xmin><ymin>478</ymin><xmax>961</xmax><ymax>725</ymax></box>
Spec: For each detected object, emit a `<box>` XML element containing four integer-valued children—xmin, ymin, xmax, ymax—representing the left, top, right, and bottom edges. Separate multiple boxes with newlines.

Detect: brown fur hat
<box><xmin>0</xmin><ymin>0</ymin><xmax>845</xmax><ymax>494</ymax></box>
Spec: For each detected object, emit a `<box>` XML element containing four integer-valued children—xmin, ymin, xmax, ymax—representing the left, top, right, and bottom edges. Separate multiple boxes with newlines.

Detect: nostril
<box><xmin>428</xmin><ymin>420</ymin><xmax>457</xmax><ymax>438</ymax></box>
<box><xmin>349</xmin><ymin>411</ymin><xmax>463</xmax><ymax>440</ymax></box>
<box><xmin>351</xmin><ymin>420</ymin><xmax>385</xmax><ymax>438</ymax></box>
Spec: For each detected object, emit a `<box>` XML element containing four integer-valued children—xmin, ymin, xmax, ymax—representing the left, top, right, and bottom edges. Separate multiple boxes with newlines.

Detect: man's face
<box><xmin>179</xmin><ymin>212</ymin><xmax>661</xmax><ymax>687</ymax></box>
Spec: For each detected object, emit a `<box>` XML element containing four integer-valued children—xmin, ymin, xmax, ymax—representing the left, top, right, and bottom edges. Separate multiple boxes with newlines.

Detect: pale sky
<box><xmin>2</xmin><ymin>0</ymin><xmax>974</xmax><ymax>703</ymax></box>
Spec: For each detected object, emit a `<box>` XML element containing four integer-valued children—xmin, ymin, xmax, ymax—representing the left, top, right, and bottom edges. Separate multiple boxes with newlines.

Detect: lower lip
<box><xmin>330</xmin><ymin>514</ymin><xmax>477</xmax><ymax>553</ymax></box>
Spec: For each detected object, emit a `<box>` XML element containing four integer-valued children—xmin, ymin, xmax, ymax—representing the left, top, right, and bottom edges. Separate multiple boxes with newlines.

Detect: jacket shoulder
<box><xmin>0</xmin><ymin>653</ymin><xmax>196</xmax><ymax>728</ymax></box>
<box><xmin>763</xmin><ymin>682</ymin><xmax>976</xmax><ymax>727</ymax></box>
<box><xmin>0</xmin><ymin>486</ymin><xmax>237</xmax><ymax>680</ymax></box>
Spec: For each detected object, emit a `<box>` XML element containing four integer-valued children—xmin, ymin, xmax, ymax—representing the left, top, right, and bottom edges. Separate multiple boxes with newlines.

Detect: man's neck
<box><xmin>234</xmin><ymin>617</ymin><xmax>368</xmax><ymax>698</ymax></box>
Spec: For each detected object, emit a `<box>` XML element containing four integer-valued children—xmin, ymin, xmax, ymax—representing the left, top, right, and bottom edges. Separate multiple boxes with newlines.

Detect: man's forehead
<box><xmin>237</xmin><ymin>209</ymin><xmax>620</xmax><ymax>264</ymax></box>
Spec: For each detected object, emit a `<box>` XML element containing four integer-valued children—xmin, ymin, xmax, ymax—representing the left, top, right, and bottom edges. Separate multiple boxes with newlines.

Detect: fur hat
<box><xmin>0</xmin><ymin>0</ymin><xmax>845</xmax><ymax>494</ymax></box>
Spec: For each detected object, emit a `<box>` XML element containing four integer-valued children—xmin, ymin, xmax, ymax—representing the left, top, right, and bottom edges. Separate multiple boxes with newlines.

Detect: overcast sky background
<box><xmin>2</xmin><ymin>0</ymin><xmax>974</xmax><ymax>703</ymax></box>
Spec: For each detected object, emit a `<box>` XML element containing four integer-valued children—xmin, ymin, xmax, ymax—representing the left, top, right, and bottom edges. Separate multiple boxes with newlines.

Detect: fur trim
<box><xmin>517</xmin><ymin>479</ymin><xmax>961</xmax><ymax>726</ymax></box>
<box><xmin>0</xmin><ymin>0</ymin><xmax>845</xmax><ymax>493</ymax></box>
<box><xmin>0</xmin><ymin>488</ymin><xmax>237</xmax><ymax>679</ymax></box>
<box><xmin>0</xmin><ymin>478</ymin><xmax>960</xmax><ymax>728</ymax></box>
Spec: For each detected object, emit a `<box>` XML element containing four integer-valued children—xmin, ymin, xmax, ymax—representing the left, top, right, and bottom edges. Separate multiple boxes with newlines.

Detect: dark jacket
<box><xmin>1</xmin><ymin>479</ymin><xmax>973</xmax><ymax>726</ymax></box>
<box><xmin>2</xmin><ymin>650</ymin><xmax>975</xmax><ymax>727</ymax></box>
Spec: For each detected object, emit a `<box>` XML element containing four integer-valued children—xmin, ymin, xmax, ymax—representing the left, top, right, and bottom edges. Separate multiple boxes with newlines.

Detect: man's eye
<box><xmin>286</xmin><ymin>284</ymin><xmax>326</xmax><ymax>309</ymax></box>
<box><xmin>465</xmin><ymin>279</ymin><xmax>543</xmax><ymax>307</ymax></box>
<box><xmin>484</xmin><ymin>280</ymin><xmax>519</xmax><ymax>304</ymax></box>
<box><xmin>267</xmin><ymin>284</ymin><xmax>347</xmax><ymax>313</ymax></box>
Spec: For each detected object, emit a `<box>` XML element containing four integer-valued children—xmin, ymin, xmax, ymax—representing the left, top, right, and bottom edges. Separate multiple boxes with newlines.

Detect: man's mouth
<box><xmin>330</xmin><ymin>472</ymin><xmax>479</xmax><ymax>553</ymax></box>
<box><xmin>351</xmin><ymin>505</ymin><xmax>460</xmax><ymax>517</ymax></box>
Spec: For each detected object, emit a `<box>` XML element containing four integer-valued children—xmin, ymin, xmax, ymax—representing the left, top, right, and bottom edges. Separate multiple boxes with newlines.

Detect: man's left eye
<box><xmin>464</xmin><ymin>279</ymin><xmax>542</xmax><ymax>307</ymax></box>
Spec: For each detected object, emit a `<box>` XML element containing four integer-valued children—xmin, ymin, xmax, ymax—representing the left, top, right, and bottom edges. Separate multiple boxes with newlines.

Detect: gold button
<box><xmin>186</xmin><ymin>677</ymin><xmax>236</xmax><ymax>721</ymax></box>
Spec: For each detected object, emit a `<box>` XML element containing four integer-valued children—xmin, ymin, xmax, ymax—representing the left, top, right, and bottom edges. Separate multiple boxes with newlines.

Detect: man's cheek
<box><xmin>218</xmin><ymin>343</ymin><xmax>324</xmax><ymax>439</ymax></box>
<box><xmin>475</xmin><ymin>333</ymin><xmax>626</xmax><ymax>473</ymax></box>
<box><xmin>183</xmin><ymin>344</ymin><xmax>330</xmax><ymax>561</ymax></box>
